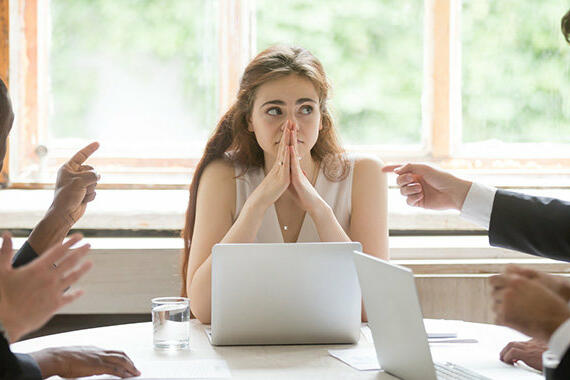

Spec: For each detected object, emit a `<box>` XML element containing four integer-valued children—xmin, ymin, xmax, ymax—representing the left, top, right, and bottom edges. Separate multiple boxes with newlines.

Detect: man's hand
<box><xmin>490</xmin><ymin>272</ymin><xmax>570</xmax><ymax>342</ymax></box>
<box><xmin>504</xmin><ymin>264</ymin><xmax>570</xmax><ymax>302</ymax></box>
<box><xmin>28</xmin><ymin>142</ymin><xmax>100</xmax><ymax>254</ymax></box>
<box><xmin>30</xmin><ymin>346</ymin><xmax>141</xmax><ymax>379</ymax></box>
<box><xmin>0</xmin><ymin>233</ymin><xmax>92</xmax><ymax>342</ymax></box>
<box><xmin>382</xmin><ymin>163</ymin><xmax>471</xmax><ymax>210</ymax></box>
<box><xmin>499</xmin><ymin>338</ymin><xmax>547</xmax><ymax>370</ymax></box>
<box><xmin>50</xmin><ymin>141</ymin><xmax>101</xmax><ymax>225</ymax></box>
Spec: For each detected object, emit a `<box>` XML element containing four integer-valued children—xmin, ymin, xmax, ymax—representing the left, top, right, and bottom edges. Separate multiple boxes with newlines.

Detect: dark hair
<box><xmin>562</xmin><ymin>9</ymin><xmax>570</xmax><ymax>44</ymax></box>
<box><xmin>180</xmin><ymin>45</ymin><xmax>347</xmax><ymax>296</ymax></box>
<box><xmin>0</xmin><ymin>78</ymin><xmax>14</xmax><ymax>171</ymax></box>
<box><xmin>0</xmin><ymin>78</ymin><xmax>12</xmax><ymax>123</ymax></box>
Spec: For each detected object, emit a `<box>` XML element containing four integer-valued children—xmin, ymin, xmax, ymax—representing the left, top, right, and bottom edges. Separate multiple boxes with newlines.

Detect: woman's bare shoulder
<box><xmin>352</xmin><ymin>153</ymin><xmax>385</xmax><ymax>175</ymax></box>
<box><xmin>200</xmin><ymin>158</ymin><xmax>236</xmax><ymax>183</ymax></box>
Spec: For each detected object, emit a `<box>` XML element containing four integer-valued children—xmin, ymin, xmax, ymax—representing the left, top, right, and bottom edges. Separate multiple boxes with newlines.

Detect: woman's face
<box><xmin>249</xmin><ymin>74</ymin><xmax>321</xmax><ymax>160</ymax></box>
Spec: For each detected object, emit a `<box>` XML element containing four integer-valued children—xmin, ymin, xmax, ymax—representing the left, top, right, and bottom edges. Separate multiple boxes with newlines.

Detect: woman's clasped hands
<box><xmin>254</xmin><ymin>120</ymin><xmax>324</xmax><ymax>213</ymax></box>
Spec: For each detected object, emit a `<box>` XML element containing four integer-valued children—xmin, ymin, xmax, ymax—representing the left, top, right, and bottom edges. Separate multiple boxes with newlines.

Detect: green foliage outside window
<box><xmin>256</xmin><ymin>0</ymin><xmax>424</xmax><ymax>145</ymax></box>
<box><xmin>462</xmin><ymin>0</ymin><xmax>570</xmax><ymax>143</ymax></box>
<box><xmin>50</xmin><ymin>0</ymin><xmax>218</xmax><ymax>142</ymax></box>
<box><xmin>49</xmin><ymin>0</ymin><xmax>569</xmax><ymax>148</ymax></box>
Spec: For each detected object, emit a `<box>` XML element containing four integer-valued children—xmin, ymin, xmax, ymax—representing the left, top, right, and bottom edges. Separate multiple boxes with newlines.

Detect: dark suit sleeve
<box><xmin>12</xmin><ymin>241</ymin><xmax>39</xmax><ymax>268</ymax></box>
<box><xmin>0</xmin><ymin>335</ymin><xmax>41</xmax><ymax>380</ymax></box>
<box><xmin>554</xmin><ymin>346</ymin><xmax>570</xmax><ymax>380</ymax></box>
<box><xmin>0</xmin><ymin>333</ymin><xmax>20</xmax><ymax>378</ymax></box>
<box><xmin>488</xmin><ymin>190</ymin><xmax>570</xmax><ymax>262</ymax></box>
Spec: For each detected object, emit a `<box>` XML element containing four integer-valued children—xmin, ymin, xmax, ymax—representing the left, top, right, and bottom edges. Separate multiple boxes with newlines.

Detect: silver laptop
<box><xmin>210</xmin><ymin>242</ymin><xmax>362</xmax><ymax>345</ymax></box>
<box><xmin>353</xmin><ymin>251</ymin><xmax>491</xmax><ymax>380</ymax></box>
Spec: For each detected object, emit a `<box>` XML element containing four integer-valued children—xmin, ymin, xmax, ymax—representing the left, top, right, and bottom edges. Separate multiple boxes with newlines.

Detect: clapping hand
<box><xmin>490</xmin><ymin>271</ymin><xmax>570</xmax><ymax>342</ymax></box>
<box><xmin>504</xmin><ymin>264</ymin><xmax>570</xmax><ymax>302</ymax></box>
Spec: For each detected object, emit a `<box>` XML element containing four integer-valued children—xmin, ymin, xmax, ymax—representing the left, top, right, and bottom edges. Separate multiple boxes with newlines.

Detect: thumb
<box><xmin>0</xmin><ymin>232</ymin><xmax>14</xmax><ymax>269</ymax></box>
<box><xmin>505</xmin><ymin>265</ymin><xmax>537</xmax><ymax>279</ymax></box>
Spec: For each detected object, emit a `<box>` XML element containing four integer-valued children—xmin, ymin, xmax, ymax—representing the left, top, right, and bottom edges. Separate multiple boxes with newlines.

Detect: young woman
<box><xmin>182</xmin><ymin>45</ymin><xmax>388</xmax><ymax>323</ymax></box>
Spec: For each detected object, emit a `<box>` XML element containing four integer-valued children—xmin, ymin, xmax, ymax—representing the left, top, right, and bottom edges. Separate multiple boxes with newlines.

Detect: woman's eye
<box><xmin>300</xmin><ymin>105</ymin><xmax>313</xmax><ymax>115</ymax></box>
<box><xmin>267</xmin><ymin>107</ymin><xmax>282</xmax><ymax>116</ymax></box>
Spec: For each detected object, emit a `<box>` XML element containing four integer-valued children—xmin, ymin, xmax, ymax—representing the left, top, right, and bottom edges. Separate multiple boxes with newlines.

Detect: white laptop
<box><xmin>353</xmin><ymin>251</ymin><xmax>491</xmax><ymax>380</ymax></box>
<box><xmin>210</xmin><ymin>242</ymin><xmax>362</xmax><ymax>346</ymax></box>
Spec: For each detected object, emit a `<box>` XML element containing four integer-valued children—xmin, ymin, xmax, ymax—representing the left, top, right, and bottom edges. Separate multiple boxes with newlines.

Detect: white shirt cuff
<box><xmin>460</xmin><ymin>182</ymin><xmax>497</xmax><ymax>230</ymax></box>
<box><xmin>549</xmin><ymin>318</ymin><xmax>570</xmax><ymax>359</ymax></box>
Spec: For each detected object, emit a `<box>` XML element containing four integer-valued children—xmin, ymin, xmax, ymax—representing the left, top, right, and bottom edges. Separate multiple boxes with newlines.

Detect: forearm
<box><xmin>0</xmin><ymin>313</ymin><xmax>25</xmax><ymax>343</ymax></box>
<box><xmin>188</xmin><ymin>257</ymin><xmax>213</xmax><ymax>324</ymax></box>
<box><xmin>27</xmin><ymin>210</ymin><xmax>72</xmax><ymax>256</ymax></box>
<box><xmin>310</xmin><ymin>201</ymin><xmax>351</xmax><ymax>242</ymax></box>
<box><xmin>560</xmin><ymin>282</ymin><xmax>570</xmax><ymax>302</ymax></box>
<box><xmin>220</xmin><ymin>198</ymin><xmax>267</xmax><ymax>244</ymax></box>
<box><xmin>189</xmin><ymin>200</ymin><xmax>267</xmax><ymax>323</ymax></box>
<box><xmin>29</xmin><ymin>349</ymin><xmax>60</xmax><ymax>379</ymax></box>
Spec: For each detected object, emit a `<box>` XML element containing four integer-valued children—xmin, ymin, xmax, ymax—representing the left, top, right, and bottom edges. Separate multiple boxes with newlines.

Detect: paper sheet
<box><xmin>361</xmin><ymin>324</ymin><xmax>475</xmax><ymax>344</ymax></box>
<box><xmin>423</xmin><ymin>319</ymin><xmax>459</xmax><ymax>338</ymax></box>
<box><xmin>328</xmin><ymin>348</ymin><xmax>381</xmax><ymax>371</ymax></box>
<box><xmin>87</xmin><ymin>359</ymin><xmax>231</xmax><ymax>379</ymax></box>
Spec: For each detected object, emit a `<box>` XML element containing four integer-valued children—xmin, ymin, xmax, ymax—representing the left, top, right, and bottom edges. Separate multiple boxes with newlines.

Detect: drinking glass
<box><xmin>152</xmin><ymin>297</ymin><xmax>190</xmax><ymax>349</ymax></box>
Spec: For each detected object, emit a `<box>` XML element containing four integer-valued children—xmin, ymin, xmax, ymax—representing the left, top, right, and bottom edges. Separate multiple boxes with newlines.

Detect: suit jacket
<box><xmin>0</xmin><ymin>242</ymin><xmax>42</xmax><ymax>380</ymax></box>
<box><xmin>488</xmin><ymin>189</ymin><xmax>570</xmax><ymax>262</ymax></box>
<box><xmin>555</xmin><ymin>347</ymin><xmax>570</xmax><ymax>380</ymax></box>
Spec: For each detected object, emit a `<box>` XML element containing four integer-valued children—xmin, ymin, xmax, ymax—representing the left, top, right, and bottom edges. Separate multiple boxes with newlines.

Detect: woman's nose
<box><xmin>287</xmin><ymin>119</ymin><xmax>299</xmax><ymax>131</ymax></box>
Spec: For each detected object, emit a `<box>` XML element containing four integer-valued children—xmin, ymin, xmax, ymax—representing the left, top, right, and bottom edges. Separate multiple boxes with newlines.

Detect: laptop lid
<box><xmin>211</xmin><ymin>242</ymin><xmax>362</xmax><ymax>345</ymax></box>
<box><xmin>353</xmin><ymin>251</ymin><xmax>437</xmax><ymax>380</ymax></box>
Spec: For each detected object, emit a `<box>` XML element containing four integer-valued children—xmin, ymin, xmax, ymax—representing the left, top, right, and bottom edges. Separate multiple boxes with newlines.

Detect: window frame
<box><xmin>2</xmin><ymin>0</ymin><xmax>570</xmax><ymax>190</ymax></box>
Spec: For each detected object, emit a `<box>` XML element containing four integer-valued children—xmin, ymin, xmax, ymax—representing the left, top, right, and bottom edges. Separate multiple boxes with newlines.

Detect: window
<box><xmin>3</xmin><ymin>0</ymin><xmax>570</xmax><ymax>189</ymax></box>
<box><xmin>460</xmin><ymin>0</ymin><xmax>570</xmax><ymax>159</ymax></box>
<box><xmin>256</xmin><ymin>0</ymin><xmax>424</xmax><ymax>148</ymax></box>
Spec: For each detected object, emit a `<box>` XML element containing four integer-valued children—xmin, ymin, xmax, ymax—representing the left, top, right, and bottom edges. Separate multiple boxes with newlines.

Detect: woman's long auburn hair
<box><xmin>181</xmin><ymin>45</ymin><xmax>347</xmax><ymax>296</ymax></box>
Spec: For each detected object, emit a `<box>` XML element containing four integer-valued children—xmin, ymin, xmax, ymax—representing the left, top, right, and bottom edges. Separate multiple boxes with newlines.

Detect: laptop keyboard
<box><xmin>435</xmin><ymin>362</ymin><xmax>492</xmax><ymax>380</ymax></box>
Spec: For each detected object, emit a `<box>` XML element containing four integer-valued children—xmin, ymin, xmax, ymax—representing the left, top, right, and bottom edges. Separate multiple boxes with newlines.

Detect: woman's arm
<box><xmin>187</xmin><ymin>152</ymin><xmax>291</xmax><ymax>323</ymax></box>
<box><xmin>350</xmin><ymin>156</ymin><xmax>389</xmax><ymax>321</ymax></box>
<box><xmin>186</xmin><ymin>160</ymin><xmax>237</xmax><ymax>323</ymax></box>
<box><xmin>349</xmin><ymin>156</ymin><xmax>389</xmax><ymax>260</ymax></box>
<box><xmin>309</xmin><ymin>202</ymin><xmax>351</xmax><ymax>242</ymax></box>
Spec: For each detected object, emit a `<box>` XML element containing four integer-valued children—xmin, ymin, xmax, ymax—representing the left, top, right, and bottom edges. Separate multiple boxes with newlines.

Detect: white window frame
<box><xmin>2</xmin><ymin>0</ymin><xmax>570</xmax><ymax>190</ymax></box>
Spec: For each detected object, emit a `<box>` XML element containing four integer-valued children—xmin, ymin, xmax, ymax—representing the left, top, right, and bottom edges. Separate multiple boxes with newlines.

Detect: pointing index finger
<box><xmin>381</xmin><ymin>164</ymin><xmax>402</xmax><ymax>173</ymax></box>
<box><xmin>67</xmin><ymin>142</ymin><xmax>100</xmax><ymax>168</ymax></box>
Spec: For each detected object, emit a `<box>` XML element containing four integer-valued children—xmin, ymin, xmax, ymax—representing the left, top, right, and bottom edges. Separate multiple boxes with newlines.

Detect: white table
<box><xmin>12</xmin><ymin>319</ymin><xmax>543</xmax><ymax>379</ymax></box>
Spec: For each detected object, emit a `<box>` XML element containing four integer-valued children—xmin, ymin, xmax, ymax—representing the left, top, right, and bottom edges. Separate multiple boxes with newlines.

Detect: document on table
<box><xmin>361</xmin><ymin>322</ymin><xmax>476</xmax><ymax>345</ymax></box>
<box><xmin>86</xmin><ymin>359</ymin><xmax>231</xmax><ymax>379</ymax></box>
<box><xmin>335</xmin><ymin>324</ymin><xmax>478</xmax><ymax>372</ymax></box>
<box><xmin>329</xmin><ymin>348</ymin><xmax>381</xmax><ymax>371</ymax></box>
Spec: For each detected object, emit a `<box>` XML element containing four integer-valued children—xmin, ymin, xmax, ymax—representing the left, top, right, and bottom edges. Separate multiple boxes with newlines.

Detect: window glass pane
<box><xmin>462</xmin><ymin>1</ymin><xmax>570</xmax><ymax>143</ymax></box>
<box><xmin>50</xmin><ymin>0</ymin><xmax>218</xmax><ymax>157</ymax></box>
<box><xmin>256</xmin><ymin>0</ymin><xmax>423</xmax><ymax>145</ymax></box>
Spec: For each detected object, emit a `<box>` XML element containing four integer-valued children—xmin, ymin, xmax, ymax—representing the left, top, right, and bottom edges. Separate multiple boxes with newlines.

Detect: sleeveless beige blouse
<box><xmin>233</xmin><ymin>155</ymin><xmax>356</xmax><ymax>243</ymax></box>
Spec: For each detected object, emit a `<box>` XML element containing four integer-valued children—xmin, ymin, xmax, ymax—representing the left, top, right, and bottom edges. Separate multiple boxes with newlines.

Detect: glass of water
<box><xmin>152</xmin><ymin>297</ymin><xmax>190</xmax><ymax>349</ymax></box>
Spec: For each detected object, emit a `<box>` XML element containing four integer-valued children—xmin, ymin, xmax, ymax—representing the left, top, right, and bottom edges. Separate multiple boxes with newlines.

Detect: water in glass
<box><xmin>152</xmin><ymin>297</ymin><xmax>190</xmax><ymax>349</ymax></box>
